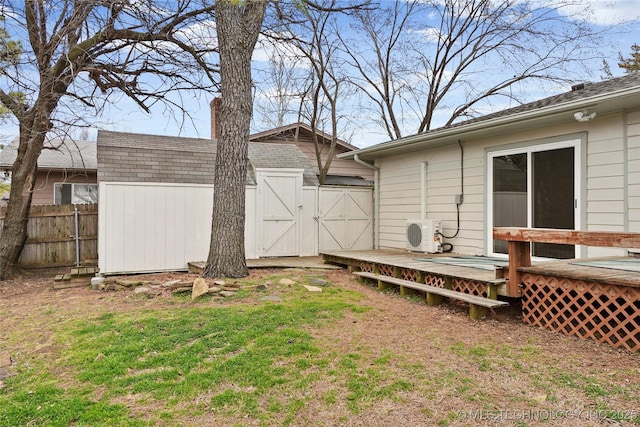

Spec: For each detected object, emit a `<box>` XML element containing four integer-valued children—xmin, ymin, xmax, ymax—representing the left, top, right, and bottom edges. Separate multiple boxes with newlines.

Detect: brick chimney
<box><xmin>210</xmin><ymin>97</ymin><xmax>221</xmax><ymax>140</ymax></box>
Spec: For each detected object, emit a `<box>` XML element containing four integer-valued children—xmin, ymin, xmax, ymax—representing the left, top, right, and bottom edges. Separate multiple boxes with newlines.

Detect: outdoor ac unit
<box><xmin>406</xmin><ymin>219</ymin><xmax>443</xmax><ymax>253</ymax></box>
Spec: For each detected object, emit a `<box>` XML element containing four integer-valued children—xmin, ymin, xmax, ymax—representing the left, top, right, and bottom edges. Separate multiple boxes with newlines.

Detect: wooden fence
<box><xmin>0</xmin><ymin>204</ymin><xmax>98</xmax><ymax>268</ymax></box>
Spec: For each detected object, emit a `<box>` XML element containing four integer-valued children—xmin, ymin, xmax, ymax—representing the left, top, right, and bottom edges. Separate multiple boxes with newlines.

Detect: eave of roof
<box><xmin>0</xmin><ymin>138</ymin><xmax>97</xmax><ymax>170</ymax></box>
<box><xmin>250</xmin><ymin>122</ymin><xmax>358</xmax><ymax>151</ymax></box>
<box><xmin>340</xmin><ymin>76</ymin><xmax>640</xmax><ymax>161</ymax></box>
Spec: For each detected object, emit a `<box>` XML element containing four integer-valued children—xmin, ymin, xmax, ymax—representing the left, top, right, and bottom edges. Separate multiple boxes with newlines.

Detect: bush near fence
<box><xmin>0</xmin><ymin>204</ymin><xmax>98</xmax><ymax>268</ymax></box>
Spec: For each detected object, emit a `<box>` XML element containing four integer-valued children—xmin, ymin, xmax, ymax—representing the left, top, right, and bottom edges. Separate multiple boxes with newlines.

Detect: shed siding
<box><xmin>99</xmin><ymin>182</ymin><xmax>214</xmax><ymax>274</ymax></box>
<box><xmin>377</xmin><ymin>111</ymin><xmax>634</xmax><ymax>257</ymax></box>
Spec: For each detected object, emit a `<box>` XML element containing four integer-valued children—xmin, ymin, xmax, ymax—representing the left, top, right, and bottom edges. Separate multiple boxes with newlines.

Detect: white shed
<box><xmin>97</xmin><ymin>130</ymin><xmax>373</xmax><ymax>275</ymax></box>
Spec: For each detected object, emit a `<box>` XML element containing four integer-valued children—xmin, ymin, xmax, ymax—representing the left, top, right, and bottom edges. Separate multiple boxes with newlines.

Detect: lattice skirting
<box><xmin>425</xmin><ymin>275</ymin><xmax>446</xmax><ymax>288</ymax></box>
<box><xmin>401</xmin><ymin>268</ymin><xmax>418</xmax><ymax>281</ymax></box>
<box><xmin>379</xmin><ymin>264</ymin><xmax>394</xmax><ymax>276</ymax></box>
<box><xmin>522</xmin><ymin>273</ymin><xmax>640</xmax><ymax>352</ymax></box>
<box><xmin>451</xmin><ymin>278</ymin><xmax>488</xmax><ymax>297</ymax></box>
<box><xmin>360</xmin><ymin>262</ymin><xmax>373</xmax><ymax>272</ymax></box>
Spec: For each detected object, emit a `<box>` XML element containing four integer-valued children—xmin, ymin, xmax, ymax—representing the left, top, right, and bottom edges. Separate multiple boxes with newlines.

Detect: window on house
<box><xmin>54</xmin><ymin>183</ymin><xmax>98</xmax><ymax>205</ymax></box>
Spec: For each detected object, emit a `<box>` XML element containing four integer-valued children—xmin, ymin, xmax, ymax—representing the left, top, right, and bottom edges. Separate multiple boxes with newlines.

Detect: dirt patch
<box><xmin>1</xmin><ymin>268</ymin><xmax>639</xmax><ymax>426</ymax></box>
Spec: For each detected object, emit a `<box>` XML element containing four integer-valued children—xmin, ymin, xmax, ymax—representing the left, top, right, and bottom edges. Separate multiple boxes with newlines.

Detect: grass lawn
<box><xmin>1</xmin><ymin>268</ymin><xmax>639</xmax><ymax>426</ymax></box>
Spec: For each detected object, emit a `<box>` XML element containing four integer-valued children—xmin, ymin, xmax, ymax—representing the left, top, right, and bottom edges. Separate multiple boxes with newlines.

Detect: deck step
<box><xmin>353</xmin><ymin>271</ymin><xmax>508</xmax><ymax>319</ymax></box>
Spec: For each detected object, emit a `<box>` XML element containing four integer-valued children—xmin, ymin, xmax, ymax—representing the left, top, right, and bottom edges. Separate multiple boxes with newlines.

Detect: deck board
<box><xmin>322</xmin><ymin>250</ymin><xmax>640</xmax><ymax>290</ymax></box>
<box><xmin>322</xmin><ymin>249</ymin><xmax>505</xmax><ymax>282</ymax></box>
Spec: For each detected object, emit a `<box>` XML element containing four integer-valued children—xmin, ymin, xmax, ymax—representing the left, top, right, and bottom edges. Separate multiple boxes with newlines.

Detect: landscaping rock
<box><xmin>220</xmin><ymin>291</ymin><xmax>237</xmax><ymax>298</ymax></box>
<box><xmin>116</xmin><ymin>279</ymin><xmax>149</xmax><ymax>288</ymax></box>
<box><xmin>260</xmin><ymin>295</ymin><xmax>282</xmax><ymax>303</ymax></box>
<box><xmin>207</xmin><ymin>286</ymin><xmax>222</xmax><ymax>294</ymax></box>
<box><xmin>308</xmin><ymin>278</ymin><xmax>329</xmax><ymax>286</ymax></box>
<box><xmin>256</xmin><ymin>284</ymin><xmax>268</xmax><ymax>291</ymax></box>
<box><xmin>161</xmin><ymin>279</ymin><xmax>183</xmax><ymax>288</ymax></box>
<box><xmin>172</xmin><ymin>287</ymin><xmax>193</xmax><ymax>294</ymax></box>
<box><xmin>303</xmin><ymin>285</ymin><xmax>323</xmax><ymax>292</ymax></box>
<box><xmin>134</xmin><ymin>286</ymin><xmax>162</xmax><ymax>297</ymax></box>
<box><xmin>214</xmin><ymin>280</ymin><xmax>226</xmax><ymax>286</ymax></box>
<box><xmin>191</xmin><ymin>278</ymin><xmax>209</xmax><ymax>300</ymax></box>
<box><xmin>279</xmin><ymin>278</ymin><xmax>296</xmax><ymax>285</ymax></box>
<box><xmin>163</xmin><ymin>280</ymin><xmax>194</xmax><ymax>290</ymax></box>
<box><xmin>90</xmin><ymin>277</ymin><xmax>105</xmax><ymax>290</ymax></box>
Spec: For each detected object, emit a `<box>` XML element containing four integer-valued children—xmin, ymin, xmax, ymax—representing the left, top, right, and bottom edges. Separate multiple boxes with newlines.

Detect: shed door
<box><xmin>257</xmin><ymin>170</ymin><xmax>303</xmax><ymax>257</ymax></box>
<box><xmin>319</xmin><ymin>187</ymin><xmax>373</xmax><ymax>251</ymax></box>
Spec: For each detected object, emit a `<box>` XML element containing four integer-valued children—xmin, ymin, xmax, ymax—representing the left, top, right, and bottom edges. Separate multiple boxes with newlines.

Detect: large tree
<box><xmin>203</xmin><ymin>1</ymin><xmax>367</xmax><ymax>278</ymax></box>
<box><xmin>0</xmin><ymin>0</ymin><xmax>218</xmax><ymax>280</ymax></box>
<box><xmin>203</xmin><ymin>0</ymin><xmax>267</xmax><ymax>279</ymax></box>
<box><xmin>339</xmin><ymin>0</ymin><xmax>608</xmax><ymax>139</ymax></box>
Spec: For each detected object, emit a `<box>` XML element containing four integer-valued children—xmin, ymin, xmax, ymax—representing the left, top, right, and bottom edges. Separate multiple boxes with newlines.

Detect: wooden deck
<box><xmin>518</xmin><ymin>257</ymin><xmax>640</xmax><ymax>289</ymax></box>
<box><xmin>322</xmin><ymin>249</ymin><xmax>508</xmax><ymax>295</ymax></box>
<box><xmin>323</xmin><ymin>248</ymin><xmax>640</xmax><ymax>352</ymax></box>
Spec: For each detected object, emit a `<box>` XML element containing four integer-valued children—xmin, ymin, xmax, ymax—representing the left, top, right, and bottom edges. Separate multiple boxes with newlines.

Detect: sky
<box><xmin>1</xmin><ymin>0</ymin><xmax>639</xmax><ymax>149</ymax></box>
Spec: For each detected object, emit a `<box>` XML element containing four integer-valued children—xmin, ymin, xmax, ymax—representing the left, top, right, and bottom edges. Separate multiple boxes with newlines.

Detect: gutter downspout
<box><xmin>354</xmin><ymin>154</ymin><xmax>380</xmax><ymax>249</ymax></box>
<box><xmin>421</xmin><ymin>162</ymin><xmax>428</xmax><ymax>220</ymax></box>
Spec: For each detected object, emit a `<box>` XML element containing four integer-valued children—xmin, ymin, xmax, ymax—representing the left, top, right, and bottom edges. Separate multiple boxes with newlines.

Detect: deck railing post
<box><xmin>507</xmin><ymin>241</ymin><xmax>529</xmax><ymax>297</ymax></box>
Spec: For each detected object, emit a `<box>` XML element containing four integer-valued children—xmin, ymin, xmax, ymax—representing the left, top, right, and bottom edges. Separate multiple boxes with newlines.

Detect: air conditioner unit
<box><xmin>406</xmin><ymin>219</ymin><xmax>443</xmax><ymax>253</ymax></box>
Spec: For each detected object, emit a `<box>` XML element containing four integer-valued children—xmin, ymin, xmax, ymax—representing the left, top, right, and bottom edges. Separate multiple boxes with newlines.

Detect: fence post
<box><xmin>74</xmin><ymin>206</ymin><xmax>80</xmax><ymax>267</ymax></box>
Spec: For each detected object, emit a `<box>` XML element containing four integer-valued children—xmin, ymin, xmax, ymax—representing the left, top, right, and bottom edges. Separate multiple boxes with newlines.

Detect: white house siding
<box><xmin>377</xmin><ymin>142</ymin><xmax>486</xmax><ymax>254</ymax></box>
<box><xmin>628</xmin><ymin>109</ymin><xmax>640</xmax><ymax>246</ymax></box>
<box><xmin>377</xmin><ymin>155</ymin><xmax>423</xmax><ymax>248</ymax></box>
<box><xmin>377</xmin><ymin>111</ymin><xmax>634</xmax><ymax>257</ymax></box>
<box><xmin>585</xmin><ymin>113</ymin><xmax>627</xmax><ymax>256</ymax></box>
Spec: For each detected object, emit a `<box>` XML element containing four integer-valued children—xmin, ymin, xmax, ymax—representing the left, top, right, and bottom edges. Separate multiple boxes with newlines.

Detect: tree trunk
<box><xmin>0</xmin><ymin>124</ymin><xmax>46</xmax><ymax>280</ymax></box>
<box><xmin>203</xmin><ymin>0</ymin><xmax>266</xmax><ymax>279</ymax></box>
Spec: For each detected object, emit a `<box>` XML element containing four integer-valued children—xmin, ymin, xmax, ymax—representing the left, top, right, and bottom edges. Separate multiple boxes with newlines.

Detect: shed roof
<box><xmin>341</xmin><ymin>74</ymin><xmax>640</xmax><ymax>160</ymax></box>
<box><xmin>97</xmin><ymin>130</ymin><xmax>319</xmax><ymax>186</ymax></box>
<box><xmin>0</xmin><ymin>138</ymin><xmax>96</xmax><ymax>171</ymax></box>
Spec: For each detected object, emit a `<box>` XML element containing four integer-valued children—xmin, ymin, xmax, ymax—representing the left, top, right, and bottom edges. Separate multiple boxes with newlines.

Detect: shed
<box><xmin>97</xmin><ymin>130</ymin><xmax>373</xmax><ymax>274</ymax></box>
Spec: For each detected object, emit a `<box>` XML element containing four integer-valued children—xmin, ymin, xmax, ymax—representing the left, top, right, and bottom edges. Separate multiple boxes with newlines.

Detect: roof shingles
<box><xmin>97</xmin><ymin>130</ymin><xmax>319</xmax><ymax>186</ymax></box>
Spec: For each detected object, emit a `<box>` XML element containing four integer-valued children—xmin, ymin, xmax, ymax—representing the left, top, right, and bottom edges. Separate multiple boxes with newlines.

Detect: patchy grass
<box><xmin>1</xmin><ymin>269</ymin><xmax>639</xmax><ymax>426</ymax></box>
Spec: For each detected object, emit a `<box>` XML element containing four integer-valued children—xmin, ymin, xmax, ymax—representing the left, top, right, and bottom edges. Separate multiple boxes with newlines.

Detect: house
<box><xmin>249</xmin><ymin>122</ymin><xmax>375</xmax><ymax>185</ymax></box>
<box><xmin>0</xmin><ymin>138</ymin><xmax>97</xmax><ymax>205</ymax></box>
<box><xmin>97</xmin><ymin>130</ymin><xmax>373</xmax><ymax>274</ymax></box>
<box><xmin>339</xmin><ymin>73</ymin><xmax>640</xmax><ymax>259</ymax></box>
<box><xmin>209</xmin><ymin>98</ymin><xmax>374</xmax><ymax>185</ymax></box>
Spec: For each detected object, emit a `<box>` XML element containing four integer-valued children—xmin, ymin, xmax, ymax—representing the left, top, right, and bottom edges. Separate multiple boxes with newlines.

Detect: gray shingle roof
<box><xmin>451</xmin><ymin>73</ymin><xmax>640</xmax><ymax>129</ymax></box>
<box><xmin>97</xmin><ymin>130</ymin><xmax>318</xmax><ymax>186</ymax></box>
<box><xmin>0</xmin><ymin>138</ymin><xmax>97</xmax><ymax>170</ymax></box>
<box><xmin>342</xmin><ymin>73</ymin><xmax>640</xmax><ymax>159</ymax></box>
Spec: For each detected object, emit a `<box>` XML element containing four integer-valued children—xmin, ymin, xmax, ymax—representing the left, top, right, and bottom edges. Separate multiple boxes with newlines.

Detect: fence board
<box><xmin>0</xmin><ymin>204</ymin><xmax>98</xmax><ymax>267</ymax></box>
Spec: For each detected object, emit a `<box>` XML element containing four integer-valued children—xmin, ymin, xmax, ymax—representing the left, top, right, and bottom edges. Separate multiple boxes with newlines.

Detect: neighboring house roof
<box><xmin>97</xmin><ymin>130</ymin><xmax>319</xmax><ymax>186</ymax></box>
<box><xmin>0</xmin><ymin>138</ymin><xmax>97</xmax><ymax>171</ymax></box>
<box><xmin>341</xmin><ymin>74</ymin><xmax>640</xmax><ymax>160</ymax></box>
<box><xmin>250</xmin><ymin>122</ymin><xmax>359</xmax><ymax>151</ymax></box>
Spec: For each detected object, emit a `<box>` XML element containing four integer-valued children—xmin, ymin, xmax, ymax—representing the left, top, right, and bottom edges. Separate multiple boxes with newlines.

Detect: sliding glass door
<box><xmin>489</xmin><ymin>140</ymin><xmax>580</xmax><ymax>259</ymax></box>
